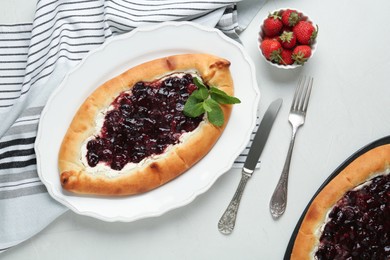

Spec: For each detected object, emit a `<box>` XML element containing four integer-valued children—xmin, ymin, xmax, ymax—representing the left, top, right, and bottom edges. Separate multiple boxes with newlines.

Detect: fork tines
<box><xmin>292</xmin><ymin>76</ymin><xmax>313</xmax><ymax>113</ymax></box>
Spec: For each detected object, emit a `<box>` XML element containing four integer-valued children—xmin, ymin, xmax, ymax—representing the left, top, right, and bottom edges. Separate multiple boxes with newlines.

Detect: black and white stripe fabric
<box><xmin>0</xmin><ymin>0</ymin><xmax>265</xmax><ymax>253</ymax></box>
<box><xmin>216</xmin><ymin>4</ymin><xmax>240</xmax><ymax>41</ymax></box>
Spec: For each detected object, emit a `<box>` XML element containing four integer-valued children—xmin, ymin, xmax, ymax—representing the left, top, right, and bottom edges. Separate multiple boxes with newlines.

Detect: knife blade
<box><xmin>218</xmin><ymin>98</ymin><xmax>282</xmax><ymax>235</ymax></box>
<box><xmin>244</xmin><ymin>98</ymin><xmax>283</xmax><ymax>173</ymax></box>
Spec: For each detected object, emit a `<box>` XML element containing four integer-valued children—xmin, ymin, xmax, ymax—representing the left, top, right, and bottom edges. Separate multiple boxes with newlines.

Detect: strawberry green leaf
<box><xmin>210</xmin><ymin>87</ymin><xmax>241</xmax><ymax>104</ymax></box>
<box><xmin>288</xmin><ymin>12</ymin><xmax>300</xmax><ymax>26</ymax></box>
<box><xmin>270</xmin><ymin>49</ymin><xmax>282</xmax><ymax>63</ymax></box>
<box><xmin>269</xmin><ymin>11</ymin><xmax>281</xmax><ymax>19</ymax></box>
<box><xmin>204</xmin><ymin>99</ymin><xmax>224</xmax><ymax>127</ymax></box>
<box><xmin>279</xmin><ymin>31</ymin><xmax>294</xmax><ymax>43</ymax></box>
<box><xmin>310</xmin><ymin>24</ymin><xmax>319</xmax><ymax>44</ymax></box>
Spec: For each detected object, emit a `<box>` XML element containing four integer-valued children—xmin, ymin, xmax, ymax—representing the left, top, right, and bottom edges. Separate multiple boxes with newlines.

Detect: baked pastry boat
<box><xmin>58</xmin><ymin>54</ymin><xmax>234</xmax><ymax>196</ymax></box>
<box><xmin>290</xmin><ymin>144</ymin><xmax>390</xmax><ymax>259</ymax></box>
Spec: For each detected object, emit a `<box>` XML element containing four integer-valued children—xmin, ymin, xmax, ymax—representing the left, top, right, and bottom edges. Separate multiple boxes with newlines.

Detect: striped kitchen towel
<box><xmin>0</xmin><ymin>0</ymin><xmax>265</xmax><ymax>253</ymax></box>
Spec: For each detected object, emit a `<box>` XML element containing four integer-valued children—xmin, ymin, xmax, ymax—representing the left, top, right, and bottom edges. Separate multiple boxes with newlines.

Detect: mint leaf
<box><xmin>194</xmin><ymin>77</ymin><xmax>207</xmax><ymax>89</ymax></box>
<box><xmin>210</xmin><ymin>87</ymin><xmax>241</xmax><ymax>104</ymax></box>
<box><xmin>192</xmin><ymin>88</ymin><xmax>208</xmax><ymax>101</ymax></box>
<box><xmin>184</xmin><ymin>78</ymin><xmax>240</xmax><ymax>127</ymax></box>
<box><xmin>192</xmin><ymin>77</ymin><xmax>209</xmax><ymax>100</ymax></box>
<box><xmin>183</xmin><ymin>95</ymin><xmax>205</xmax><ymax>117</ymax></box>
<box><xmin>202</xmin><ymin>101</ymin><xmax>212</xmax><ymax>112</ymax></box>
<box><xmin>204</xmin><ymin>99</ymin><xmax>224</xmax><ymax>127</ymax></box>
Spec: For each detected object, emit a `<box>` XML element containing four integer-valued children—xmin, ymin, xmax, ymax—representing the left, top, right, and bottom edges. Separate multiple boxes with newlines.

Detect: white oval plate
<box><xmin>35</xmin><ymin>22</ymin><xmax>260</xmax><ymax>222</ymax></box>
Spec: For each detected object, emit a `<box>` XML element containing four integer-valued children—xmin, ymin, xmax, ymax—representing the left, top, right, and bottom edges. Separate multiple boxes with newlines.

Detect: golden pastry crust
<box><xmin>290</xmin><ymin>144</ymin><xmax>390</xmax><ymax>260</ymax></box>
<box><xmin>58</xmin><ymin>54</ymin><xmax>234</xmax><ymax>196</ymax></box>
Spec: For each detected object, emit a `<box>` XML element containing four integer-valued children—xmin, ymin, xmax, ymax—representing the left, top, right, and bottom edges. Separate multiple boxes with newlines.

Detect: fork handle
<box><xmin>269</xmin><ymin>127</ymin><xmax>298</xmax><ymax>218</ymax></box>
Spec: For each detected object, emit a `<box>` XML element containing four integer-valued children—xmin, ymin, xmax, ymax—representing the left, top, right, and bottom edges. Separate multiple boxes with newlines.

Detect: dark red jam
<box><xmin>315</xmin><ymin>173</ymin><xmax>390</xmax><ymax>260</ymax></box>
<box><xmin>86</xmin><ymin>73</ymin><xmax>203</xmax><ymax>170</ymax></box>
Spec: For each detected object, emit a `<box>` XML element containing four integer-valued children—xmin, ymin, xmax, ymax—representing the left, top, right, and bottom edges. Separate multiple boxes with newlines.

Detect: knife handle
<box><xmin>218</xmin><ymin>171</ymin><xmax>251</xmax><ymax>235</ymax></box>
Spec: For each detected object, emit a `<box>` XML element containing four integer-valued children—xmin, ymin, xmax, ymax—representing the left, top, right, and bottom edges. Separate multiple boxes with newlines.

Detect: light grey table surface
<box><xmin>2</xmin><ymin>0</ymin><xmax>390</xmax><ymax>259</ymax></box>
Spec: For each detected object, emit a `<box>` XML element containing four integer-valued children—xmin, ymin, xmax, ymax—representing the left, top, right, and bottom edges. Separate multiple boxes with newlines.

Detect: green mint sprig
<box><xmin>183</xmin><ymin>77</ymin><xmax>241</xmax><ymax>127</ymax></box>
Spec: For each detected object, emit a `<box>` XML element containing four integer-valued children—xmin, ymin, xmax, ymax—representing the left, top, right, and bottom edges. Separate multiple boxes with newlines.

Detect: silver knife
<box><xmin>218</xmin><ymin>98</ymin><xmax>282</xmax><ymax>234</ymax></box>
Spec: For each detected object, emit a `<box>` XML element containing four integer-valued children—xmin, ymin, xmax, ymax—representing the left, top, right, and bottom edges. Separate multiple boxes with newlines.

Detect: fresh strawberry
<box><xmin>263</xmin><ymin>12</ymin><xmax>283</xmax><ymax>37</ymax></box>
<box><xmin>281</xmin><ymin>9</ymin><xmax>301</xmax><ymax>27</ymax></box>
<box><xmin>281</xmin><ymin>25</ymin><xmax>293</xmax><ymax>32</ymax></box>
<box><xmin>262</xmin><ymin>36</ymin><xmax>282</xmax><ymax>43</ymax></box>
<box><xmin>292</xmin><ymin>45</ymin><xmax>312</xmax><ymax>64</ymax></box>
<box><xmin>260</xmin><ymin>39</ymin><xmax>282</xmax><ymax>62</ymax></box>
<box><xmin>293</xmin><ymin>21</ymin><xmax>318</xmax><ymax>45</ymax></box>
<box><xmin>279</xmin><ymin>49</ymin><xmax>294</xmax><ymax>65</ymax></box>
<box><xmin>279</xmin><ymin>31</ymin><xmax>296</xmax><ymax>49</ymax></box>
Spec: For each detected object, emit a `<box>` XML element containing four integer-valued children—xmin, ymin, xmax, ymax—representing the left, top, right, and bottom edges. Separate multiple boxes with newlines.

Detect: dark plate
<box><xmin>283</xmin><ymin>135</ymin><xmax>390</xmax><ymax>259</ymax></box>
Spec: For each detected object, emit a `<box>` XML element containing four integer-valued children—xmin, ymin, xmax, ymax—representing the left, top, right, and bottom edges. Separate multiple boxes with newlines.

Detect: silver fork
<box><xmin>269</xmin><ymin>76</ymin><xmax>313</xmax><ymax>219</ymax></box>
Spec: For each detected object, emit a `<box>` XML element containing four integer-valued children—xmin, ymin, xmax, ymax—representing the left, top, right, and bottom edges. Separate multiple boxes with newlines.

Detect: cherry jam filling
<box><xmin>86</xmin><ymin>73</ymin><xmax>203</xmax><ymax>170</ymax></box>
<box><xmin>315</xmin><ymin>173</ymin><xmax>390</xmax><ymax>260</ymax></box>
